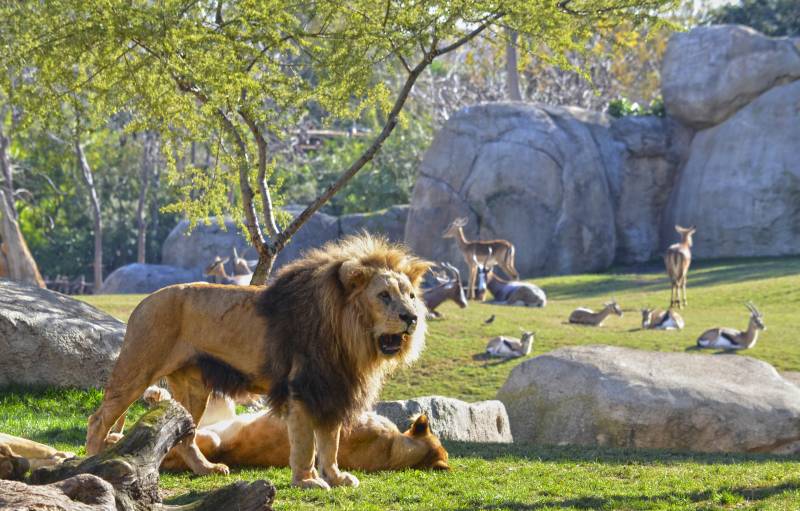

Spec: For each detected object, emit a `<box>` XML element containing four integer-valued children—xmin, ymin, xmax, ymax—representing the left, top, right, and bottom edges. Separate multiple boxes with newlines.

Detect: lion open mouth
<box><xmin>378</xmin><ymin>333</ymin><xmax>409</xmax><ymax>355</ymax></box>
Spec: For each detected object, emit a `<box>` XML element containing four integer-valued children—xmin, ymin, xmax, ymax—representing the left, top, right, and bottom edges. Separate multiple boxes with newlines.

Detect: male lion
<box><xmin>86</xmin><ymin>234</ymin><xmax>430</xmax><ymax>490</ymax></box>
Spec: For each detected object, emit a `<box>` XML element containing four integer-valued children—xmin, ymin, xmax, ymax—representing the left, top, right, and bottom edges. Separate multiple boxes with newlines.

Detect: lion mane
<box><xmin>255</xmin><ymin>234</ymin><xmax>429</xmax><ymax>428</ymax></box>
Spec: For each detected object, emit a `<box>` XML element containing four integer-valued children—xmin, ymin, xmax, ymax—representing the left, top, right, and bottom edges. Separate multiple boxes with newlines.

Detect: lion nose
<box><xmin>400</xmin><ymin>313</ymin><xmax>417</xmax><ymax>327</ymax></box>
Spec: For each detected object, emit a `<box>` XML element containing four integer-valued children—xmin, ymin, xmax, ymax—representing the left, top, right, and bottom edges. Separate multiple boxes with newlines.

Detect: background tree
<box><xmin>704</xmin><ymin>0</ymin><xmax>799</xmax><ymax>37</ymax></box>
<box><xmin>2</xmin><ymin>0</ymin><xmax>677</xmax><ymax>284</ymax></box>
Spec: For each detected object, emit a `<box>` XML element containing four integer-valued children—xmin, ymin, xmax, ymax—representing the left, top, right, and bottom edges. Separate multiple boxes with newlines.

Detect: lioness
<box><xmin>86</xmin><ymin>234</ymin><xmax>430</xmax><ymax>489</ymax></box>
<box><xmin>145</xmin><ymin>389</ymin><xmax>450</xmax><ymax>473</ymax></box>
<box><xmin>0</xmin><ymin>434</ymin><xmax>75</xmax><ymax>480</ymax></box>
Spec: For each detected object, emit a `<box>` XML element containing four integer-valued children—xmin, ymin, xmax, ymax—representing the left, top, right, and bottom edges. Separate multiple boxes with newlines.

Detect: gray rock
<box><xmin>161</xmin><ymin>217</ymin><xmax>256</xmax><ymax>271</ymax></box>
<box><xmin>339</xmin><ymin>205</ymin><xmax>409</xmax><ymax>243</ymax></box>
<box><xmin>0</xmin><ymin>279</ymin><xmax>125</xmax><ymax>388</ymax></box>
<box><xmin>405</xmin><ymin>103</ymin><xmax>618</xmax><ymax>277</ymax></box>
<box><xmin>97</xmin><ymin>263</ymin><xmax>205</xmax><ymax>294</ymax></box>
<box><xmin>271</xmin><ymin>206</ymin><xmax>340</xmax><ymax>271</ymax></box>
<box><xmin>662</xmin><ymin>25</ymin><xmax>800</xmax><ymax>128</ymax></box>
<box><xmin>609</xmin><ymin>116</ymin><xmax>688</xmax><ymax>264</ymax></box>
<box><xmin>374</xmin><ymin>395</ymin><xmax>513</xmax><ymax>443</ymax></box>
<box><xmin>662</xmin><ymin>79</ymin><xmax>800</xmax><ymax>259</ymax></box>
<box><xmin>497</xmin><ymin>345</ymin><xmax>800</xmax><ymax>453</ymax></box>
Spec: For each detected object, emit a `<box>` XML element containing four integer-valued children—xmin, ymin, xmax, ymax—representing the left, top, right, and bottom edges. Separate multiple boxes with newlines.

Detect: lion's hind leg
<box><xmin>166</xmin><ymin>366</ymin><xmax>230</xmax><ymax>475</ymax></box>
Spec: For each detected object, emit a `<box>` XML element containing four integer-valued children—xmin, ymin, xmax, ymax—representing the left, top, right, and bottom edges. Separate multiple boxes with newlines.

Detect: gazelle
<box><xmin>696</xmin><ymin>302</ymin><xmax>766</xmax><ymax>350</ymax></box>
<box><xmin>485</xmin><ymin>332</ymin><xmax>534</xmax><ymax>359</ymax></box>
<box><xmin>422</xmin><ymin>262</ymin><xmax>468</xmax><ymax>318</ymax></box>
<box><xmin>665</xmin><ymin>225</ymin><xmax>696</xmax><ymax>309</ymax></box>
<box><xmin>641</xmin><ymin>308</ymin><xmax>685</xmax><ymax>330</ymax></box>
<box><xmin>204</xmin><ymin>255</ymin><xmax>253</xmax><ymax>286</ymax></box>
<box><xmin>442</xmin><ymin>217</ymin><xmax>518</xmax><ymax>299</ymax></box>
<box><xmin>569</xmin><ymin>300</ymin><xmax>623</xmax><ymax>327</ymax></box>
<box><xmin>231</xmin><ymin>247</ymin><xmax>253</xmax><ymax>276</ymax></box>
<box><xmin>485</xmin><ymin>266</ymin><xmax>546</xmax><ymax>307</ymax></box>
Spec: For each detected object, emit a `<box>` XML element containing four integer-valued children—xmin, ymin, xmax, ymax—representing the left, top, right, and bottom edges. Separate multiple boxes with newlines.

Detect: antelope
<box><xmin>665</xmin><ymin>225</ymin><xmax>696</xmax><ymax>309</ymax></box>
<box><xmin>696</xmin><ymin>302</ymin><xmax>766</xmax><ymax>350</ymax></box>
<box><xmin>485</xmin><ymin>332</ymin><xmax>534</xmax><ymax>358</ymax></box>
<box><xmin>231</xmin><ymin>247</ymin><xmax>253</xmax><ymax>276</ymax></box>
<box><xmin>422</xmin><ymin>262</ymin><xmax>468</xmax><ymax>318</ymax></box>
<box><xmin>485</xmin><ymin>266</ymin><xmax>546</xmax><ymax>307</ymax></box>
<box><xmin>443</xmin><ymin>217</ymin><xmax>518</xmax><ymax>299</ymax></box>
<box><xmin>204</xmin><ymin>255</ymin><xmax>253</xmax><ymax>286</ymax></box>
<box><xmin>569</xmin><ymin>300</ymin><xmax>623</xmax><ymax>326</ymax></box>
<box><xmin>641</xmin><ymin>308</ymin><xmax>685</xmax><ymax>330</ymax></box>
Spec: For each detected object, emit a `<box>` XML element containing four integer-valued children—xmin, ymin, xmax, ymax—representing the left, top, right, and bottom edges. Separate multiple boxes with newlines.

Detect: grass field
<box><xmin>3</xmin><ymin>256</ymin><xmax>800</xmax><ymax>510</ymax></box>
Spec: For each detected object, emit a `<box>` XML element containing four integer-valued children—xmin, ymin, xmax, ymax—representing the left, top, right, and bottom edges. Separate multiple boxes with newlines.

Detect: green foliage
<box><xmin>607</xmin><ymin>96</ymin><xmax>665</xmax><ymax>118</ymax></box>
<box><xmin>0</xmin><ymin>0</ymin><xmax>678</xmax><ymax>244</ymax></box>
<box><xmin>704</xmin><ymin>0</ymin><xmax>800</xmax><ymax>37</ymax></box>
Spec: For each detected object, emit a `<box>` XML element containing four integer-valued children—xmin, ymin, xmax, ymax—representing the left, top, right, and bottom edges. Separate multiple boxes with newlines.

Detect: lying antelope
<box><xmin>485</xmin><ymin>266</ymin><xmax>546</xmax><ymax>307</ymax></box>
<box><xmin>641</xmin><ymin>308</ymin><xmax>685</xmax><ymax>330</ymax></box>
<box><xmin>697</xmin><ymin>302</ymin><xmax>766</xmax><ymax>350</ymax></box>
<box><xmin>204</xmin><ymin>255</ymin><xmax>253</xmax><ymax>286</ymax></box>
<box><xmin>443</xmin><ymin>217</ymin><xmax>518</xmax><ymax>299</ymax></box>
<box><xmin>569</xmin><ymin>300</ymin><xmax>623</xmax><ymax>326</ymax></box>
<box><xmin>422</xmin><ymin>262</ymin><xmax>468</xmax><ymax>318</ymax></box>
<box><xmin>485</xmin><ymin>332</ymin><xmax>534</xmax><ymax>359</ymax></box>
<box><xmin>665</xmin><ymin>225</ymin><xmax>696</xmax><ymax>309</ymax></box>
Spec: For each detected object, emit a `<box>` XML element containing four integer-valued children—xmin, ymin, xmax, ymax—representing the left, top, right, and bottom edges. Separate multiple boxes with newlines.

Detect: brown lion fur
<box><xmin>86</xmin><ymin>233</ymin><xmax>430</xmax><ymax>480</ymax></box>
<box><xmin>257</xmin><ymin>234</ymin><xmax>430</xmax><ymax>428</ymax></box>
<box><xmin>0</xmin><ymin>434</ymin><xmax>75</xmax><ymax>480</ymax></box>
<box><xmin>159</xmin><ymin>394</ymin><xmax>449</xmax><ymax>473</ymax></box>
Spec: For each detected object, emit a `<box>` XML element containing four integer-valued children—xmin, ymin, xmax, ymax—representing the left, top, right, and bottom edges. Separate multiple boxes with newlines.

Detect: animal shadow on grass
<box><xmin>471</xmin><ymin>352</ymin><xmax>518</xmax><ymax>367</ymax></box>
<box><xmin>451</xmin><ymin>481</ymin><xmax>800</xmax><ymax>510</ymax></box>
<box><xmin>444</xmin><ymin>442</ymin><xmax>798</xmax><ymax>466</ymax></box>
<box><xmin>684</xmin><ymin>345</ymin><xmax>742</xmax><ymax>355</ymax></box>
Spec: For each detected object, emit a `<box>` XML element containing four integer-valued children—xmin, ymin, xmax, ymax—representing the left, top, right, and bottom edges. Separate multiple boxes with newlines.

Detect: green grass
<box><xmin>5</xmin><ymin>256</ymin><xmax>800</xmax><ymax>510</ymax></box>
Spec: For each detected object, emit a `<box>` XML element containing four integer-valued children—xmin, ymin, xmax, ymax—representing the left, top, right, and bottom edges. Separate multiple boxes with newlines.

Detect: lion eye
<box><xmin>379</xmin><ymin>291</ymin><xmax>391</xmax><ymax>303</ymax></box>
<box><xmin>409</xmin><ymin>292</ymin><xmax>415</xmax><ymax>300</ymax></box>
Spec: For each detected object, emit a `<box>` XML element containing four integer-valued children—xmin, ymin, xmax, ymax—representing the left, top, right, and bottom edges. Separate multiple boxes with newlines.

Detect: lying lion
<box><xmin>0</xmin><ymin>433</ymin><xmax>75</xmax><ymax>480</ymax></box>
<box><xmin>87</xmin><ymin>234</ymin><xmax>430</xmax><ymax>489</ymax></box>
<box><xmin>142</xmin><ymin>387</ymin><xmax>450</xmax><ymax>472</ymax></box>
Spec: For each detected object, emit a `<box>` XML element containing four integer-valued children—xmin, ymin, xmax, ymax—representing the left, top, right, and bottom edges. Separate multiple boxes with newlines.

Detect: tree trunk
<box><xmin>136</xmin><ymin>133</ymin><xmax>158</xmax><ymax>264</ymax></box>
<box><xmin>0</xmin><ymin>121</ymin><xmax>16</xmax><ymax>218</ymax></box>
<box><xmin>21</xmin><ymin>400</ymin><xmax>275</xmax><ymax>511</ymax></box>
<box><xmin>505</xmin><ymin>28</ymin><xmax>522</xmax><ymax>101</ymax></box>
<box><xmin>0</xmin><ymin>190</ymin><xmax>46</xmax><ymax>288</ymax></box>
<box><xmin>75</xmin><ymin>140</ymin><xmax>103</xmax><ymax>291</ymax></box>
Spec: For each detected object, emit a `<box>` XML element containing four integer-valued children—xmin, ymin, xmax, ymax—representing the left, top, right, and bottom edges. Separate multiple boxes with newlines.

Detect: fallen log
<box><xmin>1</xmin><ymin>400</ymin><xmax>275</xmax><ymax>511</ymax></box>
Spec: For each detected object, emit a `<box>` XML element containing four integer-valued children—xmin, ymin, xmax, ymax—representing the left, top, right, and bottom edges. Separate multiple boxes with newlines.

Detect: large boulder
<box><xmin>662</xmin><ymin>79</ymin><xmax>800</xmax><ymax>258</ymax></box>
<box><xmin>374</xmin><ymin>396</ymin><xmax>513</xmax><ymax>443</ymax></box>
<box><xmin>339</xmin><ymin>205</ymin><xmax>408</xmax><ymax>243</ymax></box>
<box><xmin>609</xmin><ymin>116</ymin><xmax>689</xmax><ymax>264</ymax></box>
<box><xmin>497</xmin><ymin>345</ymin><xmax>800</xmax><ymax>453</ymax></box>
<box><xmin>405</xmin><ymin>103</ymin><xmax>618</xmax><ymax>277</ymax></box>
<box><xmin>97</xmin><ymin>263</ymin><xmax>205</xmax><ymax>294</ymax></box>
<box><xmin>161</xmin><ymin>217</ymin><xmax>256</xmax><ymax>271</ymax></box>
<box><xmin>662</xmin><ymin>25</ymin><xmax>800</xmax><ymax>128</ymax></box>
<box><xmin>0</xmin><ymin>279</ymin><xmax>125</xmax><ymax>388</ymax></box>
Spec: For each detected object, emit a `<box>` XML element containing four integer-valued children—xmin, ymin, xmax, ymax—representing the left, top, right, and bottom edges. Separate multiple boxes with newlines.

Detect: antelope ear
<box><xmin>405</xmin><ymin>259</ymin><xmax>432</xmax><ymax>287</ymax></box>
<box><xmin>339</xmin><ymin>260</ymin><xmax>370</xmax><ymax>293</ymax></box>
<box><xmin>411</xmin><ymin>414</ymin><xmax>431</xmax><ymax>437</ymax></box>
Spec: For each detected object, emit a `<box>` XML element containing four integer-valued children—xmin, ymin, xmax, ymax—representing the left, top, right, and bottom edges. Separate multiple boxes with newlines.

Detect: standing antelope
<box><xmin>696</xmin><ymin>302</ymin><xmax>766</xmax><ymax>350</ymax></box>
<box><xmin>569</xmin><ymin>300</ymin><xmax>623</xmax><ymax>326</ymax></box>
<box><xmin>641</xmin><ymin>308</ymin><xmax>685</xmax><ymax>330</ymax></box>
<box><xmin>422</xmin><ymin>262</ymin><xmax>468</xmax><ymax>318</ymax></box>
<box><xmin>443</xmin><ymin>217</ymin><xmax>518</xmax><ymax>300</ymax></box>
<box><xmin>204</xmin><ymin>255</ymin><xmax>253</xmax><ymax>286</ymax></box>
<box><xmin>665</xmin><ymin>225</ymin><xmax>696</xmax><ymax>309</ymax></box>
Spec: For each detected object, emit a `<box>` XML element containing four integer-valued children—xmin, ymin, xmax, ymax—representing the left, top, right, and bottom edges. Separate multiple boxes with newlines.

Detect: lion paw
<box><xmin>195</xmin><ymin>462</ymin><xmax>229</xmax><ymax>476</ymax></box>
<box><xmin>321</xmin><ymin>468</ymin><xmax>360</xmax><ymax>488</ymax></box>
<box><xmin>293</xmin><ymin>476</ymin><xmax>331</xmax><ymax>490</ymax></box>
